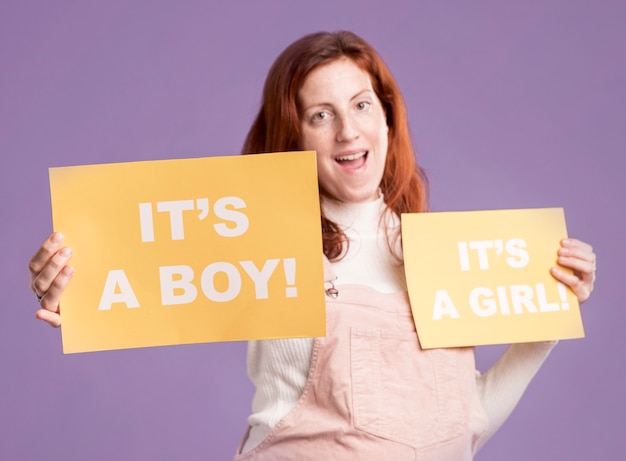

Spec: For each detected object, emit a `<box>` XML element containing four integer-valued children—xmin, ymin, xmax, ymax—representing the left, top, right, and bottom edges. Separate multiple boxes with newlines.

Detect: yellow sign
<box><xmin>49</xmin><ymin>151</ymin><xmax>325</xmax><ymax>354</ymax></box>
<box><xmin>401</xmin><ymin>208</ymin><xmax>584</xmax><ymax>349</ymax></box>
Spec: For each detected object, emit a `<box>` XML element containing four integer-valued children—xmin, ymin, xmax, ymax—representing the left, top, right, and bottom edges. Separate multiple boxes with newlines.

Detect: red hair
<box><xmin>242</xmin><ymin>31</ymin><xmax>429</xmax><ymax>260</ymax></box>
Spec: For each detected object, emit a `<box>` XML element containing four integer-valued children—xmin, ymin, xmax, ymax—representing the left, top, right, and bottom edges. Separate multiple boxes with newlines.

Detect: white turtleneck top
<box><xmin>241</xmin><ymin>195</ymin><xmax>556</xmax><ymax>454</ymax></box>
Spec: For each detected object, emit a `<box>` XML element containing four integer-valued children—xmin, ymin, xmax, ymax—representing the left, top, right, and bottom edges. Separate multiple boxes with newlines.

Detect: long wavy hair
<box><xmin>242</xmin><ymin>31</ymin><xmax>429</xmax><ymax>260</ymax></box>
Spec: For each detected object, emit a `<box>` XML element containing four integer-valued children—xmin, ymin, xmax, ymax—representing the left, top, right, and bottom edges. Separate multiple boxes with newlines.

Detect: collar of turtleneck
<box><xmin>320</xmin><ymin>192</ymin><xmax>387</xmax><ymax>232</ymax></box>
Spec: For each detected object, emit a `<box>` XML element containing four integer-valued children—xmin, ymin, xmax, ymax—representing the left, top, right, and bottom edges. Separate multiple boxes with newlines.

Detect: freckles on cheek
<box><xmin>299</xmin><ymin>132</ymin><xmax>315</xmax><ymax>152</ymax></box>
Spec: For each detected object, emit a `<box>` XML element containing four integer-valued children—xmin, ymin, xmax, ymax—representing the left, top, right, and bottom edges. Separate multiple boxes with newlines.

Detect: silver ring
<box><xmin>36</xmin><ymin>293</ymin><xmax>43</xmax><ymax>303</ymax></box>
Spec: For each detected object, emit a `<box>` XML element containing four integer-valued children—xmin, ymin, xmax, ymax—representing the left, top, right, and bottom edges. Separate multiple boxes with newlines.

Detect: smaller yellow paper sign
<box><xmin>49</xmin><ymin>151</ymin><xmax>325</xmax><ymax>354</ymax></box>
<box><xmin>401</xmin><ymin>208</ymin><xmax>584</xmax><ymax>349</ymax></box>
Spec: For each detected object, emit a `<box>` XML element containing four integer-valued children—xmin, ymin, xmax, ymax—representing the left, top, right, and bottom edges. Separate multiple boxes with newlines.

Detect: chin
<box><xmin>320</xmin><ymin>183</ymin><xmax>381</xmax><ymax>203</ymax></box>
<box><xmin>337</xmin><ymin>190</ymin><xmax>380</xmax><ymax>203</ymax></box>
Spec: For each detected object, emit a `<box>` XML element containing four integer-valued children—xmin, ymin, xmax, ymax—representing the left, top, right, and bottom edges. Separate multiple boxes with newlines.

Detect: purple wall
<box><xmin>2</xmin><ymin>1</ymin><xmax>624</xmax><ymax>459</ymax></box>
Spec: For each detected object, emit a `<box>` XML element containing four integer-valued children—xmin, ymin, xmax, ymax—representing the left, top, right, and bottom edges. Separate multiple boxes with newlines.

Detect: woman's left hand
<box><xmin>551</xmin><ymin>238</ymin><xmax>596</xmax><ymax>304</ymax></box>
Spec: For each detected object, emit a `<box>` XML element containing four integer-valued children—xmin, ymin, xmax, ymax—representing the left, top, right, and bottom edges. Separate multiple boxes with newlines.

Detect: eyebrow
<box><xmin>299</xmin><ymin>88</ymin><xmax>376</xmax><ymax>114</ymax></box>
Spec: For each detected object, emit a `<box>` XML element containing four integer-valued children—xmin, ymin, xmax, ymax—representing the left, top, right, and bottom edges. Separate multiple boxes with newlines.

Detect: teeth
<box><xmin>336</xmin><ymin>151</ymin><xmax>366</xmax><ymax>162</ymax></box>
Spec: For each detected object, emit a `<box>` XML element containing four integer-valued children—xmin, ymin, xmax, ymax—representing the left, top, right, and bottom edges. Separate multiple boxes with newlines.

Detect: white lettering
<box><xmin>469</xmin><ymin>287</ymin><xmax>498</xmax><ymax>317</ymax></box>
<box><xmin>432</xmin><ymin>290</ymin><xmax>461</xmax><ymax>320</ymax></box>
<box><xmin>469</xmin><ymin>240</ymin><xmax>494</xmax><ymax>270</ymax></box>
<box><xmin>201</xmin><ymin>262</ymin><xmax>241</xmax><ymax>302</ymax></box>
<box><xmin>510</xmin><ymin>285</ymin><xmax>538</xmax><ymax>314</ymax></box>
<box><xmin>157</xmin><ymin>200</ymin><xmax>195</xmax><ymax>240</ymax></box>
<box><xmin>239</xmin><ymin>259</ymin><xmax>280</xmax><ymax>299</ymax></box>
<box><xmin>98</xmin><ymin>269</ymin><xmax>140</xmax><ymax>310</ymax></box>
<box><xmin>213</xmin><ymin>197</ymin><xmax>249</xmax><ymax>237</ymax></box>
<box><xmin>505</xmin><ymin>238</ymin><xmax>530</xmax><ymax>268</ymax></box>
<box><xmin>159</xmin><ymin>265</ymin><xmax>198</xmax><ymax>305</ymax></box>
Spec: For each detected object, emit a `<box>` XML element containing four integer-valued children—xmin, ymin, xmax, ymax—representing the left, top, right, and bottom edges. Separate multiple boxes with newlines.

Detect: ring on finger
<box><xmin>36</xmin><ymin>292</ymin><xmax>43</xmax><ymax>303</ymax></box>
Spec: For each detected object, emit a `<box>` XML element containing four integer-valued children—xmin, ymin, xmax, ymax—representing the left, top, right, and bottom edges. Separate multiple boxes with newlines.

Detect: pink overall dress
<box><xmin>234</xmin><ymin>259</ymin><xmax>488</xmax><ymax>460</ymax></box>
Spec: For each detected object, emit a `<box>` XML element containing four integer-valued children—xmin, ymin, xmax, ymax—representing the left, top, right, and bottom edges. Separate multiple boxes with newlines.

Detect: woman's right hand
<box><xmin>28</xmin><ymin>232</ymin><xmax>74</xmax><ymax>328</ymax></box>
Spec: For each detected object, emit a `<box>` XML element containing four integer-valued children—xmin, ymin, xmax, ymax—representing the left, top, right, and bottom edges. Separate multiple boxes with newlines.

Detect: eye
<box><xmin>356</xmin><ymin>101</ymin><xmax>371</xmax><ymax>111</ymax></box>
<box><xmin>311</xmin><ymin>111</ymin><xmax>330</xmax><ymax>122</ymax></box>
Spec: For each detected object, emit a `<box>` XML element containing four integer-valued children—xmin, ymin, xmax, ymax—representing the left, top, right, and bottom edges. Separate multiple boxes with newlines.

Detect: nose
<box><xmin>336</xmin><ymin>113</ymin><xmax>358</xmax><ymax>142</ymax></box>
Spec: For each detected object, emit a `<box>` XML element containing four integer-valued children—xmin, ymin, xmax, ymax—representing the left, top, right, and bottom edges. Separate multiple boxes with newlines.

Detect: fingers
<box><xmin>557</xmin><ymin>238</ymin><xmax>596</xmax><ymax>281</ymax></box>
<box><xmin>28</xmin><ymin>232</ymin><xmax>73</xmax><ymax>327</ymax></box>
<box><xmin>29</xmin><ymin>233</ymin><xmax>71</xmax><ymax>294</ymax></box>
<box><xmin>35</xmin><ymin>308</ymin><xmax>62</xmax><ymax>328</ymax></box>
<box><xmin>557</xmin><ymin>238</ymin><xmax>595</xmax><ymax>268</ymax></box>
<box><xmin>551</xmin><ymin>266</ymin><xmax>593</xmax><ymax>303</ymax></box>
<box><xmin>30</xmin><ymin>246</ymin><xmax>74</xmax><ymax>302</ymax></box>
<box><xmin>29</xmin><ymin>232</ymin><xmax>65</xmax><ymax>280</ymax></box>
<box><xmin>37</xmin><ymin>264</ymin><xmax>74</xmax><ymax>314</ymax></box>
<box><xmin>551</xmin><ymin>238</ymin><xmax>596</xmax><ymax>304</ymax></box>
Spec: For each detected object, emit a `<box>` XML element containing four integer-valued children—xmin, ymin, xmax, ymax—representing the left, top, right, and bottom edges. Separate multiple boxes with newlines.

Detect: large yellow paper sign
<box><xmin>49</xmin><ymin>151</ymin><xmax>325</xmax><ymax>354</ymax></box>
<box><xmin>401</xmin><ymin>208</ymin><xmax>584</xmax><ymax>349</ymax></box>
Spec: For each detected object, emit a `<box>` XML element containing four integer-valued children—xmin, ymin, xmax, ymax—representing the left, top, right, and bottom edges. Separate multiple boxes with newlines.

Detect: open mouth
<box><xmin>335</xmin><ymin>151</ymin><xmax>368</xmax><ymax>167</ymax></box>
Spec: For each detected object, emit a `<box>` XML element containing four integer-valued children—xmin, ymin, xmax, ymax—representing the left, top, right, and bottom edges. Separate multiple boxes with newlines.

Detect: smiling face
<box><xmin>298</xmin><ymin>58</ymin><xmax>389</xmax><ymax>203</ymax></box>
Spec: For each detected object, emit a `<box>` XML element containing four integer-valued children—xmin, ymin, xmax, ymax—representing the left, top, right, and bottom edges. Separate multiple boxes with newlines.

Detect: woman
<box><xmin>29</xmin><ymin>31</ymin><xmax>596</xmax><ymax>460</ymax></box>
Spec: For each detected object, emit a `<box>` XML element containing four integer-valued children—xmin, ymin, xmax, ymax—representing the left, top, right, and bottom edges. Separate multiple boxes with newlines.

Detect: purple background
<box><xmin>2</xmin><ymin>1</ymin><xmax>624</xmax><ymax>459</ymax></box>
